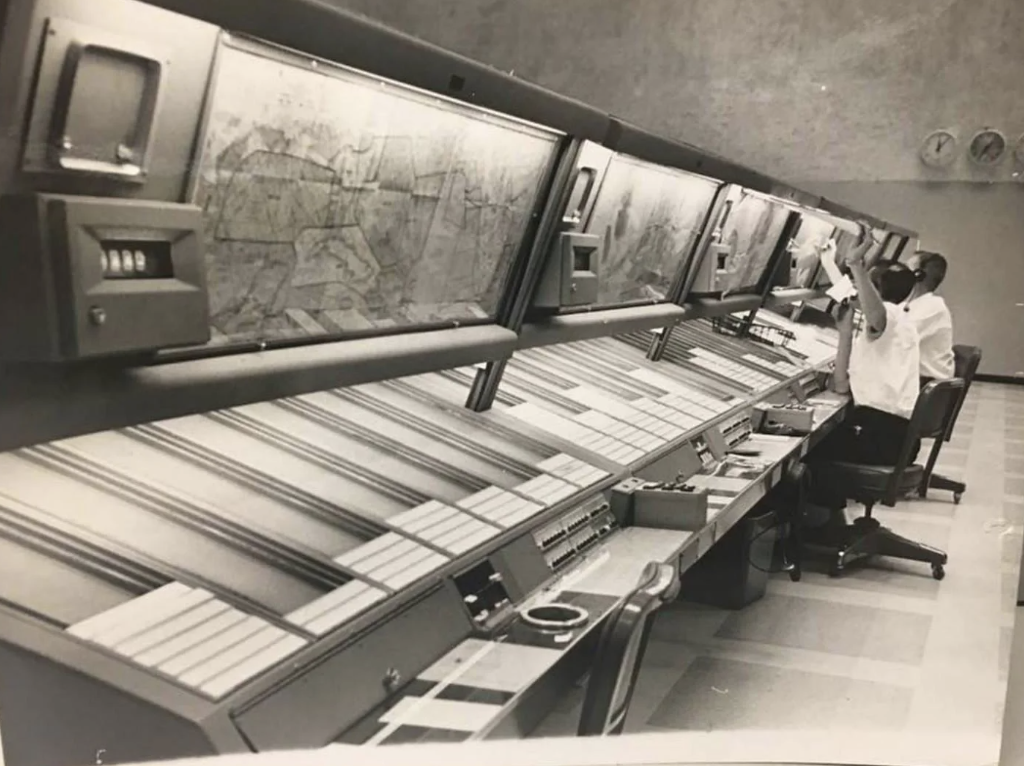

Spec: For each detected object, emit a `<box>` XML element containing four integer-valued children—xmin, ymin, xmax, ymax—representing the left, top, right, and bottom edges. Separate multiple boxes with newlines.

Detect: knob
<box><xmin>88</xmin><ymin>306</ymin><xmax>106</xmax><ymax>327</ymax></box>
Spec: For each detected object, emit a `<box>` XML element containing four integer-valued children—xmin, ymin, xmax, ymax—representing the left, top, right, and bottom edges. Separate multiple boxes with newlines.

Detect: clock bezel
<box><xmin>919</xmin><ymin>129</ymin><xmax>958</xmax><ymax>168</ymax></box>
<box><xmin>1013</xmin><ymin>133</ymin><xmax>1024</xmax><ymax>165</ymax></box>
<box><xmin>968</xmin><ymin>128</ymin><xmax>1008</xmax><ymax>167</ymax></box>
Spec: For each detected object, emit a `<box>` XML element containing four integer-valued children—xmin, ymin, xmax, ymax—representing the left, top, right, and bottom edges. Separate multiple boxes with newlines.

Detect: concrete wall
<box><xmin>332</xmin><ymin>0</ymin><xmax>1024</xmax><ymax>374</ymax></box>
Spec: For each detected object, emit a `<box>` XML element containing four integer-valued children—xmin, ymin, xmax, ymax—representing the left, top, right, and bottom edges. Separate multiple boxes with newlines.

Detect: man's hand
<box><xmin>845</xmin><ymin>229</ymin><xmax>872</xmax><ymax>271</ymax></box>
<box><xmin>831</xmin><ymin>299</ymin><xmax>854</xmax><ymax>329</ymax></box>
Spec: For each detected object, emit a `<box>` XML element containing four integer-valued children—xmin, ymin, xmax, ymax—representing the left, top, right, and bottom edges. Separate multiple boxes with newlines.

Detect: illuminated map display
<box><xmin>788</xmin><ymin>216</ymin><xmax>835</xmax><ymax>288</ymax></box>
<box><xmin>717</xmin><ymin>192</ymin><xmax>791</xmax><ymax>296</ymax></box>
<box><xmin>194</xmin><ymin>42</ymin><xmax>560</xmax><ymax>344</ymax></box>
<box><xmin>585</xmin><ymin>155</ymin><xmax>718</xmax><ymax>306</ymax></box>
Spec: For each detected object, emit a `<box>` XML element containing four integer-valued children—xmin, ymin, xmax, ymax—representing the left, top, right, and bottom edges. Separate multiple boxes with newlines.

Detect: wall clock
<box><xmin>1014</xmin><ymin>133</ymin><xmax>1024</xmax><ymax>165</ymax></box>
<box><xmin>919</xmin><ymin>129</ymin><xmax>958</xmax><ymax>168</ymax></box>
<box><xmin>968</xmin><ymin>128</ymin><xmax>1007</xmax><ymax>166</ymax></box>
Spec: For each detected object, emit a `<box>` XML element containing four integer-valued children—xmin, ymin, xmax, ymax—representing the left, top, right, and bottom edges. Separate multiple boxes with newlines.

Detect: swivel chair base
<box><xmin>920</xmin><ymin>472</ymin><xmax>966</xmax><ymax>505</ymax></box>
<box><xmin>805</xmin><ymin>516</ymin><xmax>948</xmax><ymax>581</ymax></box>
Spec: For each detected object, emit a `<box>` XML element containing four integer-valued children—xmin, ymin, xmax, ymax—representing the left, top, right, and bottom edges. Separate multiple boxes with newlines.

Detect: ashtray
<box><xmin>520</xmin><ymin>603</ymin><xmax>589</xmax><ymax>631</ymax></box>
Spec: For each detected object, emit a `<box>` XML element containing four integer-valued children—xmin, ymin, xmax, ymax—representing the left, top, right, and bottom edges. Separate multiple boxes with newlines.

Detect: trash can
<box><xmin>679</xmin><ymin>509</ymin><xmax>778</xmax><ymax>610</ymax></box>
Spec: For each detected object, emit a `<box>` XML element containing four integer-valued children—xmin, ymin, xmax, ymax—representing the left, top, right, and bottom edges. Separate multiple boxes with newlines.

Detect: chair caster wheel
<box><xmin>828</xmin><ymin>563</ymin><xmax>843</xmax><ymax>578</ymax></box>
<box><xmin>932</xmin><ymin>564</ymin><xmax>946</xmax><ymax>581</ymax></box>
<box><xmin>953</xmin><ymin>493</ymin><xmax>963</xmax><ymax>505</ymax></box>
<box><xmin>789</xmin><ymin>567</ymin><xmax>802</xmax><ymax>583</ymax></box>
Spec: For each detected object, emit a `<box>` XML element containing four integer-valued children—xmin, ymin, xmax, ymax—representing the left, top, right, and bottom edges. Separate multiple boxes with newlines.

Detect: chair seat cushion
<box><xmin>812</xmin><ymin>460</ymin><xmax>924</xmax><ymax>499</ymax></box>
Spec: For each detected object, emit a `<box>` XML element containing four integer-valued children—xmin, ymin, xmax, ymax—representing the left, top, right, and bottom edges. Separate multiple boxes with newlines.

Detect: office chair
<box><xmin>576</xmin><ymin>561</ymin><xmax>680</xmax><ymax>736</ymax></box>
<box><xmin>918</xmin><ymin>345</ymin><xmax>983</xmax><ymax>503</ymax></box>
<box><xmin>807</xmin><ymin>378</ymin><xmax>965</xmax><ymax>580</ymax></box>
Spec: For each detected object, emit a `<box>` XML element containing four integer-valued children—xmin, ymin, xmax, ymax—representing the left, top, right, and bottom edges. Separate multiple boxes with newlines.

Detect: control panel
<box><xmin>791</xmin><ymin>371</ymin><xmax>825</xmax><ymax>402</ymax></box>
<box><xmin>453</xmin><ymin>559</ymin><xmax>514</xmax><ymax>630</ymax></box>
<box><xmin>715</xmin><ymin>413</ymin><xmax>753</xmax><ymax>452</ymax></box>
<box><xmin>611</xmin><ymin>476</ymin><xmax>710</xmax><ymax>532</ymax></box>
<box><xmin>0</xmin><ymin>194</ymin><xmax>209</xmax><ymax>361</ymax></box>
<box><xmin>692</xmin><ymin>434</ymin><xmax>717</xmax><ymax>469</ymax></box>
<box><xmin>532</xmin><ymin>231</ymin><xmax>602</xmax><ymax>310</ymax></box>
<box><xmin>753</xmin><ymin>402</ymin><xmax>815</xmax><ymax>434</ymax></box>
<box><xmin>533</xmin><ymin>496</ymin><xmax>617</xmax><ymax>572</ymax></box>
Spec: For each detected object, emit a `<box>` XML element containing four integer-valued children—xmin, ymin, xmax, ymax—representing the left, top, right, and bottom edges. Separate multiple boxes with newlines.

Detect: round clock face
<box><xmin>968</xmin><ymin>129</ymin><xmax>1007</xmax><ymax>166</ymax></box>
<box><xmin>920</xmin><ymin>130</ymin><xmax>958</xmax><ymax>168</ymax></box>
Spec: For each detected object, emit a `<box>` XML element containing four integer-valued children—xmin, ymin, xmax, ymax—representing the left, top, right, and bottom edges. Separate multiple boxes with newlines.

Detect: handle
<box><xmin>563</xmin><ymin>166</ymin><xmax>598</xmax><ymax>227</ymax></box>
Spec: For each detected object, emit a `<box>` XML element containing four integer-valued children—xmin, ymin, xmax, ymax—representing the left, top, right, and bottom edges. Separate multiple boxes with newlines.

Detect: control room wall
<box><xmin>329</xmin><ymin>0</ymin><xmax>1024</xmax><ymax>375</ymax></box>
<box><xmin>810</xmin><ymin>182</ymin><xmax>1024</xmax><ymax>378</ymax></box>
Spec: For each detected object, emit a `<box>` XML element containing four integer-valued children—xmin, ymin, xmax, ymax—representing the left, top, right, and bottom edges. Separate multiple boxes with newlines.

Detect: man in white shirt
<box><xmin>816</xmin><ymin>226</ymin><xmax>922</xmax><ymax>468</ymax></box>
<box><xmin>902</xmin><ymin>251</ymin><xmax>955</xmax><ymax>383</ymax></box>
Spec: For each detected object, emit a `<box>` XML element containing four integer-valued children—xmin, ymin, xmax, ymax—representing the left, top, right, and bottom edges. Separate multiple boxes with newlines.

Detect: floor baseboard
<box><xmin>976</xmin><ymin>374</ymin><xmax>1024</xmax><ymax>386</ymax></box>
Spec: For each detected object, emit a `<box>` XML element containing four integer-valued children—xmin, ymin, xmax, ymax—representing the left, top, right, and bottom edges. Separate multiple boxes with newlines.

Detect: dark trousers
<box><xmin>814</xmin><ymin>405</ymin><xmax>919</xmax><ymax>466</ymax></box>
<box><xmin>809</xmin><ymin>405</ymin><xmax>920</xmax><ymax>510</ymax></box>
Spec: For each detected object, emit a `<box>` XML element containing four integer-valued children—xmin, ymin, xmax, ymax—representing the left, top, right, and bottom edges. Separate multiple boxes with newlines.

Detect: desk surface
<box><xmin>341</xmin><ymin>393</ymin><xmax>848</xmax><ymax>746</ymax></box>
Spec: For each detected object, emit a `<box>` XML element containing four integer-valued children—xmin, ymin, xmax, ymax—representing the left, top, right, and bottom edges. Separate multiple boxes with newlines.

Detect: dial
<box><xmin>968</xmin><ymin>128</ymin><xmax>1007</xmax><ymax>166</ymax></box>
<box><xmin>920</xmin><ymin>129</ymin><xmax>958</xmax><ymax>168</ymax></box>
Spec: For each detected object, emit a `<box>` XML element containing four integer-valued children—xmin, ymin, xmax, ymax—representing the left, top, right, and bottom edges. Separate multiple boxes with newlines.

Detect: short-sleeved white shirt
<box><xmin>901</xmin><ymin>292</ymin><xmax>955</xmax><ymax>380</ymax></box>
<box><xmin>849</xmin><ymin>303</ymin><xmax>921</xmax><ymax>419</ymax></box>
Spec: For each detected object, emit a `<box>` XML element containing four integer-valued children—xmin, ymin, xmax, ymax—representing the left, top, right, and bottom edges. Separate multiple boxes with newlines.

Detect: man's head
<box><xmin>868</xmin><ymin>259</ymin><xmax>917</xmax><ymax>304</ymax></box>
<box><xmin>909</xmin><ymin>250</ymin><xmax>948</xmax><ymax>292</ymax></box>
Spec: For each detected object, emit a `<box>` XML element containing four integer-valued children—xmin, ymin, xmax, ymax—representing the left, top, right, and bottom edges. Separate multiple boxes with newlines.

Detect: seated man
<box><xmin>902</xmin><ymin>250</ymin><xmax>955</xmax><ymax>384</ymax></box>
<box><xmin>815</xmin><ymin>226</ymin><xmax>921</xmax><ymax>471</ymax></box>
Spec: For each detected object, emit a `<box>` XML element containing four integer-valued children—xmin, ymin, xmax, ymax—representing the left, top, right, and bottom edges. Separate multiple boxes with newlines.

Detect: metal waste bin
<box><xmin>679</xmin><ymin>510</ymin><xmax>778</xmax><ymax>610</ymax></box>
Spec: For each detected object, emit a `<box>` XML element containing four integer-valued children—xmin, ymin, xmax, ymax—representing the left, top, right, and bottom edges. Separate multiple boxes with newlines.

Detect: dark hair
<box><xmin>869</xmin><ymin>260</ymin><xmax>916</xmax><ymax>304</ymax></box>
<box><xmin>914</xmin><ymin>250</ymin><xmax>948</xmax><ymax>289</ymax></box>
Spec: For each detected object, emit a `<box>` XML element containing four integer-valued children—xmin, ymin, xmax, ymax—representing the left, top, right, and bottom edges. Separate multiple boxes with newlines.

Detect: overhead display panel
<box><xmin>583</xmin><ymin>153</ymin><xmax>719</xmax><ymax>307</ymax></box>
<box><xmin>193</xmin><ymin>37</ymin><xmax>561</xmax><ymax>345</ymax></box>
<box><xmin>715</xmin><ymin>190</ymin><xmax>791</xmax><ymax>296</ymax></box>
<box><xmin>787</xmin><ymin>214</ymin><xmax>836</xmax><ymax>289</ymax></box>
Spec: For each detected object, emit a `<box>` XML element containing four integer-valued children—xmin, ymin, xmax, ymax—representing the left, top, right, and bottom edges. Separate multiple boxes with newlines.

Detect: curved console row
<box><xmin>0</xmin><ymin>0</ymin><xmax>892</xmax><ymax>764</ymax></box>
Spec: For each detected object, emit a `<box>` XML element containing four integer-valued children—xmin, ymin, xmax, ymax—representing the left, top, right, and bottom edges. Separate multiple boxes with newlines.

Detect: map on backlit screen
<box><xmin>194</xmin><ymin>43</ymin><xmax>559</xmax><ymax>345</ymax></box>
<box><xmin>788</xmin><ymin>216</ymin><xmax>835</xmax><ymax>288</ymax></box>
<box><xmin>586</xmin><ymin>156</ymin><xmax>718</xmax><ymax>306</ymax></box>
<box><xmin>718</xmin><ymin>192</ymin><xmax>791</xmax><ymax>296</ymax></box>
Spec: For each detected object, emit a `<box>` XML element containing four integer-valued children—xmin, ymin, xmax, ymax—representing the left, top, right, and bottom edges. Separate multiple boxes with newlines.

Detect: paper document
<box><xmin>818</xmin><ymin>241</ymin><xmax>857</xmax><ymax>302</ymax></box>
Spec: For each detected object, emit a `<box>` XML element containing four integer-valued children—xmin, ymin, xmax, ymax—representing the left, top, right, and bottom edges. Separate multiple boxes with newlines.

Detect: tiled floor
<box><xmin>534</xmin><ymin>382</ymin><xmax>1024</xmax><ymax>765</ymax></box>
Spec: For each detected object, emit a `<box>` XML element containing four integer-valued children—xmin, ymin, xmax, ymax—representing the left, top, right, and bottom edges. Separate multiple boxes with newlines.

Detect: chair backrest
<box><xmin>577</xmin><ymin>562</ymin><xmax>680</xmax><ymax>737</ymax></box>
<box><xmin>884</xmin><ymin>378</ymin><xmax>966</xmax><ymax>503</ymax></box>
<box><xmin>943</xmin><ymin>345</ymin><xmax>982</xmax><ymax>442</ymax></box>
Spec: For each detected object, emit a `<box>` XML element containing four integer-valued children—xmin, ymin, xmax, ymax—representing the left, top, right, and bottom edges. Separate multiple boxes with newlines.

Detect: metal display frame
<box><xmin>0</xmin><ymin>0</ymin><xmax>917</xmax><ymax>446</ymax></box>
